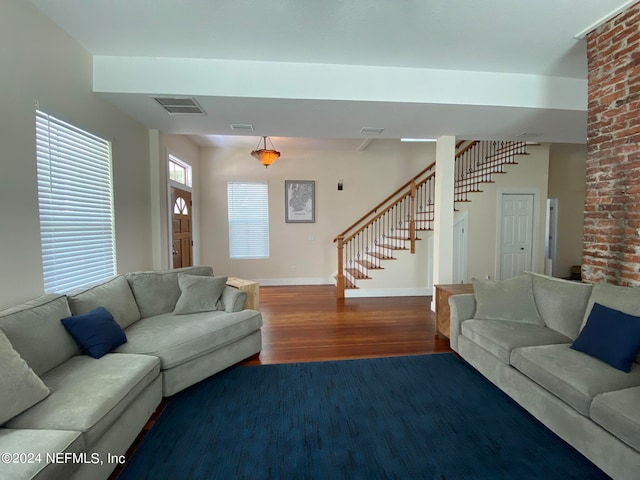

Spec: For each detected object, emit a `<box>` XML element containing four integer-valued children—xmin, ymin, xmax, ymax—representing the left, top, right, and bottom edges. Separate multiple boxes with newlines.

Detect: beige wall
<box><xmin>0</xmin><ymin>1</ymin><xmax>152</xmax><ymax>308</ymax></box>
<box><xmin>199</xmin><ymin>140</ymin><xmax>435</xmax><ymax>285</ymax></box>
<box><xmin>548</xmin><ymin>144</ymin><xmax>586</xmax><ymax>278</ymax></box>
<box><xmin>200</xmin><ymin>140</ymin><xmax>553</xmax><ymax>290</ymax></box>
<box><xmin>456</xmin><ymin>144</ymin><xmax>550</xmax><ymax>281</ymax></box>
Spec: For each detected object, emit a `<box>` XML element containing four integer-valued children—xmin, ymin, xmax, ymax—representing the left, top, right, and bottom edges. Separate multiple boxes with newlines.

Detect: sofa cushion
<box><xmin>462</xmin><ymin>319</ymin><xmax>571</xmax><ymax>364</ymax></box>
<box><xmin>571</xmin><ymin>303</ymin><xmax>640</xmax><ymax>373</ymax></box>
<box><xmin>0</xmin><ymin>294</ymin><xmax>80</xmax><ymax>376</ymax></box>
<box><xmin>61</xmin><ymin>307</ymin><xmax>127</xmax><ymax>359</ymax></box>
<box><xmin>528</xmin><ymin>272</ymin><xmax>592</xmax><ymax>339</ymax></box>
<box><xmin>0</xmin><ymin>330</ymin><xmax>50</xmax><ymax>425</ymax></box>
<box><xmin>511</xmin><ymin>344</ymin><xmax>640</xmax><ymax>416</ymax></box>
<box><xmin>6</xmin><ymin>353</ymin><xmax>160</xmax><ymax>449</ymax></box>
<box><xmin>582</xmin><ymin>282</ymin><xmax>640</xmax><ymax>328</ymax></box>
<box><xmin>68</xmin><ymin>275</ymin><xmax>140</xmax><ymax>329</ymax></box>
<box><xmin>472</xmin><ymin>275</ymin><xmax>543</xmax><ymax>325</ymax></box>
<box><xmin>126</xmin><ymin>266</ymin><xmax>213</xmax><ymax>318</ymax></box>
<box><xmin>116</xmin><ymin>309</ymin><xmax>263</xmax><ymax>370</ymax></box>
<box><xmin>174</xmin><ymin>275</ymin><xmax>227</xmax><ymax>315</ymax></box>
<box><xmin>0</xmin><ymin>428</ymin><xmax>84</xmax><ymax>480</ymax></box>
<box><xmin>221</xmin><ymin>285</ymin><xmax>248</xmax><ymax>313</ymax></box>
<box><xmin>591</xmin><ymin>386</ymin><xmax>640</xmax><ymax>452</ymax></box>
<box><xmin>582</xmin><ymin>282</ymin><xmax>640</xmax><ymax>364</ymax></box>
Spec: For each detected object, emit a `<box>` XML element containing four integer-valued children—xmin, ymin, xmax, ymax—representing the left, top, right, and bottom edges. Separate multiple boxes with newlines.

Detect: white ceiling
<box><xmin>30</xmin><ymin>0</ymin><xmax>636</xmax><ymax>149</ymax></box>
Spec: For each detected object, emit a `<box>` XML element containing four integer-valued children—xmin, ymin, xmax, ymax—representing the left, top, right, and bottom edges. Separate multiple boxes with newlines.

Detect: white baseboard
<box><xmin>345</xmin><ymin>287</ymin><xmax>433</xmax><ymax>298</ymax></box>
<box><xmin>256</xmin><ymin>277</ymin><xmax>333</xmax><ymax>286</ymax></box>
<box><xmin>254</xmin><ymin>278</ymin><xmax>434</xmax><ymax>299</ymax></box>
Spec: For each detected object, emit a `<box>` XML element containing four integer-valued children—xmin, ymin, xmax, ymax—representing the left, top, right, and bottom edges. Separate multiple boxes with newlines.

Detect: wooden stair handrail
<box><xmin>333</xmin><ymin>162</ymin><xmax>436</xmax><ymax>243</ymax></box>
<box><xmin>343</xmin><ymin>191</ymin><xmax>411</xmax><ymax>244</ymax></box>
<box><xmin>455</xmin><ymin>140</ymin><xmax>479</xmax><ymax>158</ymax></box>
<box><xmin>342</xmin><ymin>172</ymin><xmax>435</xmax><ymax>244</ymax></box>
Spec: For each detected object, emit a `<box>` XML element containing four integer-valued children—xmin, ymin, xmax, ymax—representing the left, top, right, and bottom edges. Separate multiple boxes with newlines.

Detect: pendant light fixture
<box><xmin>251</xmin><ymin>136</ymin><xmax>280</xmax><ymax>168</ymax></box>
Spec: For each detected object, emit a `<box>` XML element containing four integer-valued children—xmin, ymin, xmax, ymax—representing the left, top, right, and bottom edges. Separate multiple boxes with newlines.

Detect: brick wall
<box><xmin>584</xmin><ymin>1</ymin><xmax>640</xmax><ymax>285</ymax></box>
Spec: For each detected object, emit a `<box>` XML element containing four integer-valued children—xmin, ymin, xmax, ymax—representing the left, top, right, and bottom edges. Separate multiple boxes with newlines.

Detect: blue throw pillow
<box><xmin>571</xmin><ymin>302</ymin><xmax>640</xmax><ymax>373</ymax></box>
<box><xmin>61</xmin><ymin>307</ymin><xmax>127</xmax><ymax>359</ymax></box>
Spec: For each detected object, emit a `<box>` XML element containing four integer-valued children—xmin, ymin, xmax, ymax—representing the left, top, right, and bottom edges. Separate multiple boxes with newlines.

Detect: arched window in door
<box><xmin>173</xmin><ymin>196</ymin><xmax>188</xmax><ymax>215</ymax></box>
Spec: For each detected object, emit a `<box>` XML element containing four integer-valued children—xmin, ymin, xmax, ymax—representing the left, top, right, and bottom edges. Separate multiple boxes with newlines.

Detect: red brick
<box><xmin>585</xmin><ymin>2</ymin><xmax>640</xmax><ymax>283</ymax></box>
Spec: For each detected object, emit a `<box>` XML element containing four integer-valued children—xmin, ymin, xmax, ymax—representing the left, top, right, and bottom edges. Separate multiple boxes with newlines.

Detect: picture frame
<box><xmin>285</xmin><ymin>180</ymin><xmax>315</xmax><ymax>223</ymax></box>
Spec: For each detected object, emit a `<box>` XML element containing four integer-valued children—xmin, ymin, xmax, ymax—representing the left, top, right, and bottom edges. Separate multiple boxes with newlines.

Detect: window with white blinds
<box><xmin>36</xmin><ymin>109</ymin><xmax>116</xmax><ymax>293</ymax></box>
<box><xmin>227</xmin><ymin>182</ymin><xmax>269</xmax><ymax>259</ymax></box>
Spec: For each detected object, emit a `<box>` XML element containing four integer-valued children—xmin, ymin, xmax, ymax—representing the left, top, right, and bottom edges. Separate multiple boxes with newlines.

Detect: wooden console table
<box><xmin>226</xmin><ymin>277</ymin><xmax>259</xmax><ymax>310</ymax></box>
<box><xmin>434</xmin><ymin>283</ymin><xmax>474</xmax><ymax>338</ymax></box>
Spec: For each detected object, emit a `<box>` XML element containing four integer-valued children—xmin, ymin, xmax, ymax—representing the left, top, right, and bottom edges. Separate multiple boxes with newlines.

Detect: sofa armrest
<box><xmin>221</xmin><ymin>286</ymin><xmax>247</xmax><ymax>313</ymax></box>
<box><xmin>449</xmin><ymin>293</ymin><xmax>476</xmax><ymax>353</ymax></box>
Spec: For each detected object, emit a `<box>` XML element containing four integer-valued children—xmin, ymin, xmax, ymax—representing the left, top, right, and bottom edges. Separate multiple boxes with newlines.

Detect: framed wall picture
<box><xmin>285</xmin><ymin>180</ymin><xmax>315</xmax><ymax>223</ymax></box>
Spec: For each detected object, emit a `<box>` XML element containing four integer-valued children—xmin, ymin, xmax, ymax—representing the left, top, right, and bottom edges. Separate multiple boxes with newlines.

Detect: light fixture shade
<box><xmin>251</xmin><ymin>136</ymin><xmax>280</xmax><ymax>167</ymax></box>
<box><xmin>251</xmin><ymin>149</ymin><xmax>280</xmax><ymax>166</ymax></box>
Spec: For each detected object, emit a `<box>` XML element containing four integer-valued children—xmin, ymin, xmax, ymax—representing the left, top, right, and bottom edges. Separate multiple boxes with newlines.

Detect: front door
<box><xmin>500</xmin><ymin>193</ymin><xmax>534</xmax><ymax>279</ymax></box>
<box><xmin>171</xmin><ymin>187</ymin><xmax>193</xmax><ymax>268</ymax></box>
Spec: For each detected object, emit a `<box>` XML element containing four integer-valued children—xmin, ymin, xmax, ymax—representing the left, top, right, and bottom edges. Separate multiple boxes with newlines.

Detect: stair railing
<box><xmin>455</xmin><ymin>140</ymin><xmax>527</xmax><ymax>202</ymax></box>
<box><xmin>334</xmin><ymin>163</ymin><xmax>436</xmax><ymax>298</ymax></box>
<box><xmin>334</xmin><ymin>140</ymin><xmax>528</xmax><ymax>297</ymax></box>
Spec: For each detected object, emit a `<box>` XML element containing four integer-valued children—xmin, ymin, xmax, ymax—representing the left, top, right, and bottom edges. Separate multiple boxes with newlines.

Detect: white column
<box><xmin>149</xmin><ymin>129</ymin><xmax>169</xmax><ymax>270</ymax></box>
<box><xmin>433</xmin><ymin>135</ymin><xmax>456</xmax><ymax>287</ymax></box>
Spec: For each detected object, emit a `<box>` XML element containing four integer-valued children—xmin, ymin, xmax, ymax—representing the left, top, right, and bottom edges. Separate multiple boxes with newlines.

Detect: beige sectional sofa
<box><xmin>0</xmin><ymin>266</ymin><xmax>262</xmax><ymax>480</ymax></box>
<box><xmin>449</xmin><ymin>272</ymin><xmax>640</xmax><ymax>480</ymax></box>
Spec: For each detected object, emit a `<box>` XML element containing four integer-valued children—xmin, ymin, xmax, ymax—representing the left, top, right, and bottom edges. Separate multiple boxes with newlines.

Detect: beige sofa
<box><xmin>0</xmin><ymin>266</ymin><xmax>262</xmax><ymax>480</ymax></box>
<box><xmin>449</xmin><ymin>272</ymin><xmax>640</xmax><ymax>480</ymax></box>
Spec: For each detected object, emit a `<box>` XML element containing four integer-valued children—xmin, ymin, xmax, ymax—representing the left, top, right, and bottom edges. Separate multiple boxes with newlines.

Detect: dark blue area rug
<box><xmin>118</xmin><ymin>354</ymin><xmax>608</xmax><ymax>479</ymax></box>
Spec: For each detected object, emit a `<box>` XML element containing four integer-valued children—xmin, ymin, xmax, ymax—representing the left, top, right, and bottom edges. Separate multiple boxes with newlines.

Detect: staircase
<box><xmin>333</xmin><ymin>140</ymin><xmax>528</xmax><ymax>298</ymax></box>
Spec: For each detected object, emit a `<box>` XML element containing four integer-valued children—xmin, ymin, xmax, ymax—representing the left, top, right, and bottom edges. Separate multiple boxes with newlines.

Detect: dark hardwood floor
<box><xmin>242</xmin><ymin>285</ymin><xmax>451</xmax><ymax>364</ymax></box>
<box><xmin>111</xmin><ymin>285</ymin><xmax>449</xmax><ymax>479</ymax></box>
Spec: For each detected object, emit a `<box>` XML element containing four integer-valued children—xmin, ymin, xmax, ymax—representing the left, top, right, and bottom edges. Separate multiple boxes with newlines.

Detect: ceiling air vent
<box><xmin>230</xmin><ymin>124</ymin><xmax>254</xmax><ymax>132</ymax></box>
<box><xmin>153</xmin><ymin>97</ymin><xmax>207</xmax><ymax>115</ymax></box>
<box><xmin>360</xmin><ymin>127</ymin><xmax>384</xmax><ymax>135</ymax></box>
<box><xmin>515</xmin><ymin>132</ymin><xmax>542</xmax><ymax>139</ymax></box>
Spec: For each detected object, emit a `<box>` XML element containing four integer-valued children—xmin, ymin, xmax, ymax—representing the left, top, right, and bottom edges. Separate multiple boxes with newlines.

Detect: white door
<box><xmin>500</xmin><ymin>194</ymin><xmax>534</xmax><ymax>279</ymax></box>
<box><xmin>452</xmin><ymin>215</ymin><xmax>468</xmax><ymax>284</ymax></box>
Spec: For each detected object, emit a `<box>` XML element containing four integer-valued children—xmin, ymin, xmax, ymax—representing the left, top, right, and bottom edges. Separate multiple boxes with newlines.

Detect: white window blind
<box><xmin>36</xmin><ymin>109</ymin><xmax>116</xmax><ymax>293</ymax></box>
<box><xmin>227</xmin><ymin>182</ymin><xmax>269</xmax><ymax>259</ymax></box>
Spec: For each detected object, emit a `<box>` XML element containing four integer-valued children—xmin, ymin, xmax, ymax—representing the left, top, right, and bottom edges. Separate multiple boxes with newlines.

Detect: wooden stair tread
<box><xmin>368</xmin><ymin>252</ymin><xmax>395</xmax><ymax>260</ymax></box>
<box><xmin>455</xmin><ymin>188</ymin><xmax>485</xmax><ymax>193</ymax></box>
<box><xmin>386</xmin><ymin>235</ymin><xmax>421</xmax><ymax>241</ymax></box>
<box><xmin>378</xmin><ymin>244</ymin><xmax>408</xmax><ymax>250</ymax></box>
<box><xmin>334</xmin><ymin>275</ymin><xmax>358</xmax><ymax>289</ymax></box>
<box><xmin>355</xmin><ymin>260</ymin><xmax>382</xmax><ymax>269</ymax></box>
<box><xmin>345</xmin><ymin>268</ymin><xmax>371</xmax><ymax>279</ymax></box>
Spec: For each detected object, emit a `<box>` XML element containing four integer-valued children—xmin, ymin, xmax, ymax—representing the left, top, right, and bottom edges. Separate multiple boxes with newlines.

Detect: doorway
<box><xmin>452</xmin><ymin>214</ymin><xmax>468</xmax><ymax>284</ymax></box>
<box><xmin>499</xmin><ymin>193</ymin><xmax>534</xmax><ymax>279</ymax></box>
<box><xmin>545</xmin><ymin>198</ymin><xmax>558</xmax><ymax>276</ymax></box>
<box><xmin>171</xmin><ymin>187</ymin><xmax>193</xmax><ymax>268</ymax></box>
